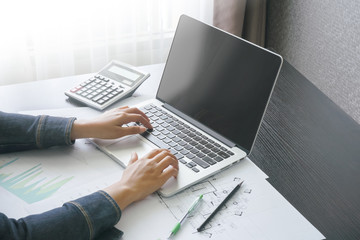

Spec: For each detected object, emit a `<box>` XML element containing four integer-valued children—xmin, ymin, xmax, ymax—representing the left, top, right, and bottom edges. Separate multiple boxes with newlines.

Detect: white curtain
<box><xmin>0</xmin><ymin>0</ymin><xmax>213</xmax><ymax>85</ymax></box>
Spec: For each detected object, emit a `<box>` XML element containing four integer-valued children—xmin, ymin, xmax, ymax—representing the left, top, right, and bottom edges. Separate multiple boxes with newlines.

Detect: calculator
<box><xmin>65</xmin><ymin>60</ymin><xmax>150</xmax><ymax>110</ymax></box>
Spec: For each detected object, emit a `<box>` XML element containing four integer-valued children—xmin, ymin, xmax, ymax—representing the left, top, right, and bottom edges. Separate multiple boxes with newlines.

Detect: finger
<box><xmin>128</xmin><ymin>152</ymin><xmax>138</xmax><ymax>165</ymax></box>
<box><xmin>157</xmin><ymin>155</ymin><xmax>179</xmax><ymax>172</ymax></box>
<box><xmin>120</xmin><ymin>126</ymin><xmax>147</xmax><ymax>135</ymax></box>
<box><xmin>161</xmin><ymin>167</ymin><xmax>179</xmax><ymax>182</ymax></box>
<box><xmin>124</xmin><ymin>107</ymin><xmax>149</xmax><ymax>119</ymax></box>
<box><xmin>152</xmin><ymin>149</ymin><xmax>174</xmax><ymax>163</ymax></box>
<box><xmin>142</xmin><ymin>148</ymin><xmax>168</xmax><ymax>159</ymax></box>
<box><xmin>123</xmin><ymin>107</ymin><xmax>150</xmax><ymax>122</ymax></box>
<box><xmin>122</xmin><ymin>113</ymin><xmax>152</xmax><ymax>129</ymax></box>
<box><xmin>107</xmin><ymin>106</ymin><xmax>128</xmax><ymax>114</ymax></box>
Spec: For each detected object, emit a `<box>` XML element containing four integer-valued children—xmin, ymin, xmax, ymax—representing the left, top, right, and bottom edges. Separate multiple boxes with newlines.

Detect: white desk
<box><xmin>0</xmin><ymin>63</ymin><xmax>325</xmax><ymax>240</ymax></box>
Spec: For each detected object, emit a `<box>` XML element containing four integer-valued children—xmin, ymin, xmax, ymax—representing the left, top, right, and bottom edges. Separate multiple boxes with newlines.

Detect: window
<box><xmin>0</xmin><ymin>0</ymin><xmax>213</xmax><ymax>85</ymax></box>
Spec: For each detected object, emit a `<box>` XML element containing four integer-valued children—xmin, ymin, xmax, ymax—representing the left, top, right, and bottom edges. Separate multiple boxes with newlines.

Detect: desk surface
<box><xmin>1</xmin><ymin>61</ymin><xmax>359</xmax><ymax>240</ymax></box>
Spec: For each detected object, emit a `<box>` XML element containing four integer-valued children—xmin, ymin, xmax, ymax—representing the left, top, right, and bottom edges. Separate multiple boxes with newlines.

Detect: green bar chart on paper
<box><xmin>0</xmin><ymin>158</ymin><xmax>74</xmax><ymax>204</ymax></box>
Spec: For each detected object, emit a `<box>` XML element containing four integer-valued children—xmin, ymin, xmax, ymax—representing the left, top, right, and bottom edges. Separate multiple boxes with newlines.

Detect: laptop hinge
<box><xmin>163</xmin><ymin>103</ymin><xmax>237</xmax><ymax>148</ymax></box>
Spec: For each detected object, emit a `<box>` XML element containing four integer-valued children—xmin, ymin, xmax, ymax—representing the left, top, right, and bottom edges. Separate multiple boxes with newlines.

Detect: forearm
<box><xmin>0</xmin><ymin>111</ymin><xmax>76</xmax><ymax>153</ymax></box>
<box><xmin>0</xmin><ymin>191</ymin><xmax>122</xmax><ymax>240</ymax></box>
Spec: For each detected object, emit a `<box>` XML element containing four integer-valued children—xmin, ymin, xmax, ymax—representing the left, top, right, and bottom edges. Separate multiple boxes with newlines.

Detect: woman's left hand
<box><xmin>71</xmin><ymin>106</ymin><xmax>152</xmax><ymax>140</ymax></box>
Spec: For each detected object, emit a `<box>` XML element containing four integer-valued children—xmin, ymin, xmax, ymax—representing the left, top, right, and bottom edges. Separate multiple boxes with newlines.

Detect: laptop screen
<box><xmin>156</xmin><ymin>15</ymin><xmax>282</xmax><ymax>154</ymax></box>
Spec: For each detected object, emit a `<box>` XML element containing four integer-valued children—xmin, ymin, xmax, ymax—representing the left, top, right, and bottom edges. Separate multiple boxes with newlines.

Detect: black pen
<box><xmin>197</xmin><ymin>181</ymin><xmax>244</xmax><ymax>232</ymax></box>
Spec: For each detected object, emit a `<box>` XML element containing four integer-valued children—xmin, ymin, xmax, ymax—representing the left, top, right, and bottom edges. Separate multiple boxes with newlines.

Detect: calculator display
<box><xmin>100</xmin><ymin>63</ymin><xmax>144</xmax><ymax>87</ymax></box>
<box><xmin>108</xmin><ymin>66</ymin><xmax>140</xmax><ymax>81</ymax></box>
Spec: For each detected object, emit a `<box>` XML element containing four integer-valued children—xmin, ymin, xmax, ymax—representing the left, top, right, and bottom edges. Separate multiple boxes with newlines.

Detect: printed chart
<box><xmin>0</xmin><ymin>157</ymin><xmax>73</xmax><ymax>204</ymax></box>
<box><xmin>0</xmin><ymin>139</ymin><xmax>123</xmax><ymax>219</ymax></box>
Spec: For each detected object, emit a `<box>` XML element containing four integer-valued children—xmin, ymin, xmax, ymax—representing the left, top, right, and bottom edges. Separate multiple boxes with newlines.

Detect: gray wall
<box><xmin>266</xmin><ymin>0</ymin><xmax>360</xmax><ymax>124</ymax></box>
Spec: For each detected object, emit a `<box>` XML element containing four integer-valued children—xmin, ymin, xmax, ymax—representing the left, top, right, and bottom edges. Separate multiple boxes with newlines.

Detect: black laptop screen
<box><xmin>156</xmin><ymin>15</ymin><xmax>282</xmax><ymax>153</ymax></box>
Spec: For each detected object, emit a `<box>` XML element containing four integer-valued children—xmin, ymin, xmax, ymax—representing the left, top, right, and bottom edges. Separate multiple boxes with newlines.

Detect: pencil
<box><xmin>197</xmin><ymin>181</ymin><xmax>244</xmax><ymax>232</ymax></box>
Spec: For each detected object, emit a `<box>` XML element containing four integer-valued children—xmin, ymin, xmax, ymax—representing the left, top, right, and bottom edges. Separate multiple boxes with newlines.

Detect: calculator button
<box><xmin>92</xmin><ymin>94</ymin><xmax>104</xmax><ymax>102</ymax></box>
<box><xmin>70</xmin><ymin>88</ymin><xmax>79</xmax><ymax>93</ymax></box>
<box><xmin>114</xmin><ymin>89</ymin><xmax>124</xmax><ymax>95</ymax></box>
<box><xmin>97</xmin><ymin>99</ymin><xmax>105</xmax><ymax>105</ymax></box>
<box><xmin>86</xmin><ymin>94</ymin><xmax>95</xmax><ymax>99</ymax></box>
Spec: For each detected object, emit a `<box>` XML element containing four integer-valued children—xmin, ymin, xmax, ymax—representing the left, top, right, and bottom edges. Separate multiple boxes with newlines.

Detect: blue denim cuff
<box><xmin>37</xmin><ymin>115</ymin><xmax>77</xmax><ymax>148</ymax></box>
<box><xmin>67</xmin><ymin>190</ymin><xmax>122</xmax><ymax>239</ymax></box>
<box><xmin>0</xmin><ymin>112</ymin><xmax>77</xmax><ymax>153</ymax></box>
<box><xmin>1</xmin><ymin>191</ymin><xmax>123</xmax><ymax>240</ymax></box>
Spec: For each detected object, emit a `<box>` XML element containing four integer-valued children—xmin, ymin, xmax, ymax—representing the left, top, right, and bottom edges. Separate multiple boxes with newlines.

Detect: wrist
<box><xmin>71</xmin><ymin>119</ymin><xmax>92</xmax><ymax>140</ymax></box>
<box><xmin>104</xmin><ymin>184</ymin><xmax>137</xmax><ymax>210</ymax></box>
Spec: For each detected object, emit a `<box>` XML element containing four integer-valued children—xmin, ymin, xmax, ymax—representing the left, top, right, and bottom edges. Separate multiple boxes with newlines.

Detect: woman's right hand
<box><xmin>104</xmin><ymin>149</ymin><xmax>179</xmax><ymax>210</ymax></box>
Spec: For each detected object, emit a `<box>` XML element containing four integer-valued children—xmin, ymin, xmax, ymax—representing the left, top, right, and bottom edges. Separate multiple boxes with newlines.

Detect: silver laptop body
<box><xmin>93</xmin><ymin>15</ymin><xmax>283</xmax><ymax>197</ymax></box>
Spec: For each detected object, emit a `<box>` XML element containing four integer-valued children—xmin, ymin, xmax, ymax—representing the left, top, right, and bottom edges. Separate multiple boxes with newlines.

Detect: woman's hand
<box><xmin>104</xmin><ymin>149</ymin><xmax>179</xmax><ymax>210</ymax></box>
<box><xmin>71</xmin><ymin>106</ymin><xmax>152</xmax><ymax>140</ymax></box>
<box><xmin>71</xmin><ymin>106</ymin><xmax>178</xmax><ymax>210</ymax></box>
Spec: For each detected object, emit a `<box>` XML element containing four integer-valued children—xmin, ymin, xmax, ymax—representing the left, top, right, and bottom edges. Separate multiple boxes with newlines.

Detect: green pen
<box><xmin>168</xmin><ymin>194</ymin><xmax>203</xmax><ymax>239</ymax></box>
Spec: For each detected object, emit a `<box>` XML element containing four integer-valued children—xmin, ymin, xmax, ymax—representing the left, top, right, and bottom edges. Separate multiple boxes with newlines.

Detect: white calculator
<box><xmin>65</xmin><ymin>60</ymin><xmax>150</xmax><ymax>110</ymax></box>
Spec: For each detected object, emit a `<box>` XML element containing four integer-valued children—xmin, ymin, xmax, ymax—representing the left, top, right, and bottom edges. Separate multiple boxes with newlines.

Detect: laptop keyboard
<box><xmin>136</xmin><ymin>104</ymin><xmax>234</xmax><ymax>173</ymax></box>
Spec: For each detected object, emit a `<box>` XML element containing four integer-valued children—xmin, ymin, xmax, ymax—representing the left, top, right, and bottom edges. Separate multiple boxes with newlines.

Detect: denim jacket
<box><xmin>0</xmin><ymin>112</ymin><xmax>123</xmax><ymax>240</ymax></box>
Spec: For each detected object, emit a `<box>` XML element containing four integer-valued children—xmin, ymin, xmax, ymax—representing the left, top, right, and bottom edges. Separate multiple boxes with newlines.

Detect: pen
<box><xmin>168</xmin><ymin>194</ymin><xmax>203</xmax><ymax>239</ymax></box>
<box><xmin>197</xmin><ymin>181</ymin><xmax>244</xmax><ymax>232</ymax></box>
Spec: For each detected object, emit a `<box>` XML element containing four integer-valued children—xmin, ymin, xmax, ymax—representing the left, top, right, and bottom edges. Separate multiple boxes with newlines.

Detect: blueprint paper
<box><xmin>118</xmin><ymin>162</ymin><xmax>324</xmax><ymax>240</ymax></box>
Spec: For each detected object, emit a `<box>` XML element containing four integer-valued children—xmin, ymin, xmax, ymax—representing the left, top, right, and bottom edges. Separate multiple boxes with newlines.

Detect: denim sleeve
<box><xmin>0</xmin><ymin>111</ymin><xmax>76</xmax><ymax>153</ymax></box>
<box><xmin>0</xmin><ymin>191</ymin><xmax>123</xmax><ymax>240</ymax></box>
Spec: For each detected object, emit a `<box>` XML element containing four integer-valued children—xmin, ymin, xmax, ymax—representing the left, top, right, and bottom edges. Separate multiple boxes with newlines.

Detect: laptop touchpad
<box><xmin>104</xmin><ymin>135</ymin><xmax>155</xmax><ymax>166</ymax></box>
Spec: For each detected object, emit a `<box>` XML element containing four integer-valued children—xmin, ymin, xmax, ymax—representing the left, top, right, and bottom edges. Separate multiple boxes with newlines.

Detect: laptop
<box><xmin>92</xmin><ymin>15</ymin><xmax>283</xmax><ymax>197</ymax></box>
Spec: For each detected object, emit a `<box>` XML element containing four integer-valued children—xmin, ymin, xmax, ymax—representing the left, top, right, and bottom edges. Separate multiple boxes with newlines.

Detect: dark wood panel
<box><xmin>249</xmin><ymin>61</ymin><xmax>360</xmax><ymax>240</ymax></box>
